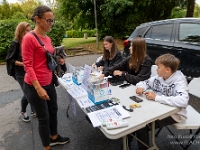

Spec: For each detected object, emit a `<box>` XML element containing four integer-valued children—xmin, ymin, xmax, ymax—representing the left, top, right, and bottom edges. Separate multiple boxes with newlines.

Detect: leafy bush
<box><xmin>47</xmin><ymin>21</ymin><xmax>67</xmax><ymax>47</ymax></box>
<box><xmin>0</xmin><ymin>19</ymin><xmax>66</xmax><ymax>60</ymax></box>
<box><xmin>0</xmin><ymin>19</ymin><xmax>30</xmax><ymax>58</ymax></box>
<box><xmin>11</xmin><ymin>12</ymin><xmax>27</xmax><ymax>19</ymax></box>
<box><xmin>66</xmin><ymin>29</ymin><xmax>95</xmax><ymax>38</ymax></box>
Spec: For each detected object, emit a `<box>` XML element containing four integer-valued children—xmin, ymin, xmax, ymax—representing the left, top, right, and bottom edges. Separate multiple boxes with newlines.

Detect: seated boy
<box><xmin>133</xmin><ymin>54</ymin><xmax>189</xmax><ymax>150</ymax></box>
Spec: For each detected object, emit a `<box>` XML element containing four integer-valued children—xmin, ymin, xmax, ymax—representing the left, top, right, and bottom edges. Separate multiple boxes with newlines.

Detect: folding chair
<box><xmin>156</xmin><ymin>77</ymin><xmax>200</xmax><ymax>150</ymax></box>
<box><xmin>96</xmin><ymin>55</ymin><xmax>103</xmax><ymax>63</ymax></box>
<box><xmin>151</xmin><ymin>65</ymin><xmax>158</xmax><ymax>77</ymax></box>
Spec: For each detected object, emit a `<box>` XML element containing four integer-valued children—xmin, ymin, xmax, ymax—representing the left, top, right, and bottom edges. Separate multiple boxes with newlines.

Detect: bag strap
<box><xmin>30</xmin><ymin>31</ymin><xmax>48</xmax><ymax>52</ymax></box>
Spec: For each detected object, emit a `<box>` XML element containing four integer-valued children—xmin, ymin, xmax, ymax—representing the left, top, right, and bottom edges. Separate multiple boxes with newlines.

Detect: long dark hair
<box><xmin>129</xmin><ymin>37</ymin><xmax>146</xmax><ymax>72</ymax></box>
<box><xmin>103</xmin><ymin>36</ymin><xmax>118</xmax><ymax>60</ymax></box>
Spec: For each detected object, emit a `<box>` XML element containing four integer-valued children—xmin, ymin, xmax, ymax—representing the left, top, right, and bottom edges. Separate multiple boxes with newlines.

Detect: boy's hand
<box><xmin>145</xmin><ymin>92</ymin><xmax>156</xmax><ymax>101</ymax></box>
<box><xmin>136</xmin><ymin>88</ymin><xmax>143</xmax><ymax>95</ymax></box>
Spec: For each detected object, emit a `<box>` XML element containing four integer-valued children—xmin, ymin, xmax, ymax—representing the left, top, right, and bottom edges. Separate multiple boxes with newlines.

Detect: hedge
<box><xmin>66</xmin><ymin>29</ymin><xmax>96</xmax><ymax>38</ymax></box>
<box><xmin>0</xmin><ymin>19</ymin><xmax>66</xmax><ymax>60</ymax></box>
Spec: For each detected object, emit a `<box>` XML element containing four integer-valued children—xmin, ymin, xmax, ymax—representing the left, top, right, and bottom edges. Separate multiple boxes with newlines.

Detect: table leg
<box><xmin>148</xmin><ymin>122</ymin><xmax>159</xmax><ymax>150</ymax></box>
<box><xmin>122</xmin><ymin>136</ymin><xmax>127</xmax><ymax>150</ymax></box>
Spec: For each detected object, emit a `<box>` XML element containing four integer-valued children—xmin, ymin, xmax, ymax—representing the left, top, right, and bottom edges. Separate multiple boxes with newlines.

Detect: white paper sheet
<box><xmin>77</xmin><ymin>97</ymin><xmax>94</xmax><ymax>109</ymax></box>
<box><xmin>87</xmin><ymin>105</ymin><xmax>131</xmax><ymax>127</ymax></box>
<box><xmin>67</xmin><ymin>86</ymin><xmax>87</xmax><ymax>99</ymax></box>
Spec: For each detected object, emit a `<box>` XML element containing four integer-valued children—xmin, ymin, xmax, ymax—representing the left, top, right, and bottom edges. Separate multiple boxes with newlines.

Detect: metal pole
<box><xmin>94</xmin><ymin>0</ymin><xmax>99</xmax><ymax>51</ymax></box>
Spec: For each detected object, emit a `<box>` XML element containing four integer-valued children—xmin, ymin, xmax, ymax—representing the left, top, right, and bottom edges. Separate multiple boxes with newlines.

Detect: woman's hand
<box><xmin>98</xmin><ymin>66</ymin><xmax>103</xmax><ymax>71</ymax></box>
<box><xmin>32</xmin><ymin>80</ymin><xmax>50</xmax><ymax>100</ymax></box>
<box><xmin>136</xmin><ymin>88</ymin><xmax>144</xmax><ymax>95</ymax></box>
<box><xmin>113</xmin><ymin>70</ymin><xmax>122</xmax><ymax>76</ymax></box>
<box><xmin>58</xmin><ymin>58</ymin><xmax>65</xmax><ymax>65</ymax></box>
<box><xmin>91</xmin><ymin>63</ymin><xmax>96</xmax><ymax>68</ymax></box>
<box><xmin>36</xmin><ymin>87</ymin><xmax>50</xmax><ymax>100</ymax></box>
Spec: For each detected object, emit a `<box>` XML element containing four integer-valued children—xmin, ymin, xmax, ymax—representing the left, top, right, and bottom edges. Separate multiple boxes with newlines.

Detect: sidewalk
<box><xmin>0</xmin><ymin>55</ymin><xmax>200</xmax><ymax>150</ymax></box>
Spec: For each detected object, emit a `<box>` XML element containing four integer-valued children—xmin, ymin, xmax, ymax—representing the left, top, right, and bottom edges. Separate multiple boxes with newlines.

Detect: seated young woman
<box><xmin>92</xmin><ymin>36</ymin><xmax>124</xmax><ymax>83</ymax></box>
<box><xmin>99</xmin><ymin>37</ymin><xmax>153</xmax><ymax>85</ymax></box>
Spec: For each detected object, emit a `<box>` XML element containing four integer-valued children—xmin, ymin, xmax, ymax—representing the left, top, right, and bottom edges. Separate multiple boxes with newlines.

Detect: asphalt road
<box><xmin>0</xmin><ymin>54</ymin><xmax>200</xmax><ymax>150</ymax></box>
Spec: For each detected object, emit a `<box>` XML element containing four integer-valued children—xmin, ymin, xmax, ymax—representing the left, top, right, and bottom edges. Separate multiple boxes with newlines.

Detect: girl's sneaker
<box><xmin>21</xmin><ymin>112</ymin><xmax>30</xmax><ymax>122</ymax></box>
<box><xmin>31</xmin><ymin>112</ymin><xmax>37</xmax><ymax>118</ymax></box>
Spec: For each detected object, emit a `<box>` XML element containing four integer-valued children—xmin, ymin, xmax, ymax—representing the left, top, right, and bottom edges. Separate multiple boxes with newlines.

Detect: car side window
<box><xmin>144</xmin><ymin>24</ymin><xmax>173</xmax><ymax>41</ymax></box>
<box><xmin>179</xmin><ymin>23</ymin><xmax>200</xmax><ymax>42</ymax></box>
<box><xmin>137</xmin><ymin>27</ymin><xmax>148</xmax><ymax>37</ymax></box>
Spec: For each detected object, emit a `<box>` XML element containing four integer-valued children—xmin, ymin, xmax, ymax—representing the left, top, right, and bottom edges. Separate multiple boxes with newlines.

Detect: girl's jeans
<box><xmin>15</xmin><ymin>73</ymin><xmax>34</xmax><ymax>112</ymax></box>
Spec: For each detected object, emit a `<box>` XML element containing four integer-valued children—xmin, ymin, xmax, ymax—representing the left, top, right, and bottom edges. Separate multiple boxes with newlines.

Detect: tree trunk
<box><xmin>186</xmin><ymin>0</ymin><xmax>195</xmax><ymax>17</ymax></box>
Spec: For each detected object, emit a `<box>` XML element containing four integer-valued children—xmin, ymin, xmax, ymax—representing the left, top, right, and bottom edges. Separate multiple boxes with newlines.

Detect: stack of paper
<box><xmin>87</xmin><ymin>105</ymin><xmax>131</xmax><ymax>127</ymax></box>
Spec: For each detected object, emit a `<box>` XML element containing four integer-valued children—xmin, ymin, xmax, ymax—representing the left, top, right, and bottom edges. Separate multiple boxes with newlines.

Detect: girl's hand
<box><xmin>113</xmin><ymin>70</ymin><xmax>122</xmax><ymax>76</ymax></box>
<box><xmin>98</xmin><ymin>66</ymin><xmax>103</xmax><ymax>71</ymax></box>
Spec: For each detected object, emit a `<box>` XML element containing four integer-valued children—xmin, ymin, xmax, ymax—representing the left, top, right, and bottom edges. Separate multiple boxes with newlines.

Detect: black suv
<box><xmin>123</xmin><ymin>18</ymin><xmax>200</xmax><ymax>79</ymax></box>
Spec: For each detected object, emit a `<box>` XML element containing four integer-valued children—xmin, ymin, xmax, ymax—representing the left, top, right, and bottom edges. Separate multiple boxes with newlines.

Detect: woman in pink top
<box><xmin>22</xmin><ymin>5</ymin><xmax>69</xmax><ymax>150</ymax></box>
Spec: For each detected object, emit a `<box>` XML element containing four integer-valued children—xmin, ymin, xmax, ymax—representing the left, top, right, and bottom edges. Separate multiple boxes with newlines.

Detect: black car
<box><xmin>123</xmin><ymin>18</ymin><xmax>200</xmax><ymax>79</ymax></box>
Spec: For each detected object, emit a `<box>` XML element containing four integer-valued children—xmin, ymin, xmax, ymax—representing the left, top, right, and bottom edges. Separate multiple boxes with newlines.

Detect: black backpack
<box><xmin>5</xmin><ymin>40</ymin><xmax>19</xmax><ymax>80</ymax></box>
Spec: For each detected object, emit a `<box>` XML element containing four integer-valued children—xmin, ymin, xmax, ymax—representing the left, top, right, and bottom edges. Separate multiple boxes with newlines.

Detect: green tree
<box><xmin>186</xmin><ymin>0</ymin><xmax>195</xmax><ymax>16</ymax></box>
<box><xmin>57</xmin><ymin>0</ymin><xmax>189</xmax><ymax>38</ymax></box>
<box><xmin>171</xmin><ymin>7</ymin><xmax>186</xmax><ymax>18</ymax></box>
<box><xmin>11</xmin><ymin>12</ymin><xmax>27</xmax><ymax>19</ymax></box>
<box><xmin>10</xmin><ymin>3</ymin><xmax>24</xmax><ymax>18</ymax></box>
<box><xmin>0</xmin><ymin>0</ymin><xmax>11</xmax><ymax>19</ymax></box>
<box><xmin>20</xmin><ymin>0</ymin><xmax>41</xmax><ymax>19</ymax></box>
<box><xmin>194</xmin><ymin>2</ymin><xmax>200</xmax><ymax>17</ymax></box>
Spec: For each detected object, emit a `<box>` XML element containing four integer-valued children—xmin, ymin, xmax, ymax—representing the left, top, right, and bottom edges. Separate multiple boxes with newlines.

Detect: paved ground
<box><xmin>0</xmin><ymin>54</ymin><xmax>200</xmax><ymax>150</ymax></box>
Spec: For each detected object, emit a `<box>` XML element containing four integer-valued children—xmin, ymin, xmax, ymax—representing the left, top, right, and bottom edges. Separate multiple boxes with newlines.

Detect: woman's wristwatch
<box><xmin>122</xmin><ymin>72</ymin><xmax>127</xmax><ymax>76</ymax></box>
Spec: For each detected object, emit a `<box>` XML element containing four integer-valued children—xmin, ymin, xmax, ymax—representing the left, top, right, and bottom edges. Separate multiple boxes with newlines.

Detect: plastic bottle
<box><xmin>94</xmin><ymin>65</ymin><xmax>97</xmax><ymax>72</ymax></box>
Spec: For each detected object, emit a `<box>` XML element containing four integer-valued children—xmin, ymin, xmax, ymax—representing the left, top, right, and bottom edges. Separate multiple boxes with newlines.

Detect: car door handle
<box><xmin>174</xmin><ymin>48</ymin><xmax>183</xmax><ymax>53</ymax></box>
<box><xmin>162</xmin><ymin>46</ymin><xmax>173</xmax><ymax>49</ymax></box>
<box><xmin>195</xmin><ymin>54</ymin><xmax>200</xmax><ymax>57</ymax></box>
<box><xmin>148</xmin><ymin>43</ymin><xmax>156</xmax><ymax>47</ymax></box>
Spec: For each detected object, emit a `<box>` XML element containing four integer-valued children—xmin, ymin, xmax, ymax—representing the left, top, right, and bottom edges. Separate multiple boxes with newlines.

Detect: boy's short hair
<box><xmin>155</xmin><ymin>54</ymin><xmax>180</xmax><ymax>73</ymax></box>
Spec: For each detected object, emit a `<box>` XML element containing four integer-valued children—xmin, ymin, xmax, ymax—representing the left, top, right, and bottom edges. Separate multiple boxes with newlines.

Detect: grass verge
<box><xmin>62</xmin><ymin>37</ymin><xmax>124</xmax><ymax>56</ymax></box>
<box><xmin>62</xmin><ymin>37</ymin><xmax>96</xmax><ymax>48</ymax></box>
